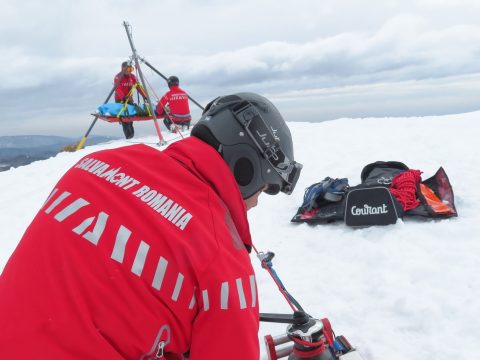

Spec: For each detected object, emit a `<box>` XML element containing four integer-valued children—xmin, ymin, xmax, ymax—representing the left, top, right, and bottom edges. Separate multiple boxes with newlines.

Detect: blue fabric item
<box><xmin>301</xmin><ymin>177</ymin><xmax>349</xmax><ymax>211</ymax></box>
<box><xmin>97</xmin><ymin>103</ymin><xmax>137</xmax><ymax>117</ymax></box>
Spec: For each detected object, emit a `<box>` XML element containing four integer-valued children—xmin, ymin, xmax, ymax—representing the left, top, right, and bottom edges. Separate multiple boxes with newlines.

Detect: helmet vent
<box><xmin>234</xmin><ymin>157</ymin><xmax>254</xmax><ymax>186</ymax></box>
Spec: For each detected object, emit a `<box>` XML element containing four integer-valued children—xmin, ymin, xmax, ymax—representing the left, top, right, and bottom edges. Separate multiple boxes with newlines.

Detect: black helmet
<box><xmin>191</xmin><ymin>93</ymin><xmax>302</xmax><ymax>199</ymax></box>
<box><xmin>167</xmin><ymin>76</ymin><xmax>179</xmax><ymax>87</ymax></box>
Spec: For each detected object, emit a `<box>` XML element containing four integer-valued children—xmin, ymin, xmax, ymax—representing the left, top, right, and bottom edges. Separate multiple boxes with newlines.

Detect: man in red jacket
<box><xmin>156</xmin><ymin>76</ymin><xmax>192</xmax><ymax>133</ymax></box>
<box><xmin>114</xmin><ymin>61</ymin><xmax>148</xmax><ymax>139</ymax></box>
<box><xmin>0</xmin><ymin>93</ymin><xmax>302</xmax><ymax>360</ymax></box>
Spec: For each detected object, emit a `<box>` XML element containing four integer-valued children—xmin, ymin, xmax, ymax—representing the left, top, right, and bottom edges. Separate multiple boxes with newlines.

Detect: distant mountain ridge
<box><xmin>0</xmin><ymin>135</ymin><xmax>76</xmax><ymax>148</ymax></box>
<box><xmin>0</xmin><ymin>135</ymin><xmax>119</xmax><ymax>172</ymax></box>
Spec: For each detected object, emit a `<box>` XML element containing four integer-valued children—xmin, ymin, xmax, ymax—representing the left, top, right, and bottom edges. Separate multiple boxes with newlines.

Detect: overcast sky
<box><xmin>2</xmin><ymin>0</ymin><xmax>480</xmax><ymax>137</ymax></box>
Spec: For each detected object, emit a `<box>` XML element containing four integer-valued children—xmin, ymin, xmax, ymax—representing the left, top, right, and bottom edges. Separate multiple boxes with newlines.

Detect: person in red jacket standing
<box><xmin>0</xmin><ymin>93</ymin><xmax>302</xmax><ymax>360</ymax></box>
<box><xmin>114</xmin><ymin>61</ymin><xmax>148</xmax><ymax>139</ymax></box>
<box><xmin>156</xmin><ymin>76</ymin><xmax>192</xmax><ymax>133</ymax></box>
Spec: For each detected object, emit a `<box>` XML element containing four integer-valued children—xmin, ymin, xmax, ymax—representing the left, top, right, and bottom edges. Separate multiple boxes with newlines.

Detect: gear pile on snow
<box><xmin>291</xmin><ymin>161</ymin><xmax>457</xmax><ymax>227</ymax></box>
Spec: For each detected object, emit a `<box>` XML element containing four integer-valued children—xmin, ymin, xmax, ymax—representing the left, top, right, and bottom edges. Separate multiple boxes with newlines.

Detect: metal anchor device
<box><xmin>255</xmin><ymin>250</ymin><xmax>364</xmax><ymax>360</ymax></box>
<box><xmin>262</xmin><ymin>311</ymin><xmax>364</xmax><ymax>360</ymax></box>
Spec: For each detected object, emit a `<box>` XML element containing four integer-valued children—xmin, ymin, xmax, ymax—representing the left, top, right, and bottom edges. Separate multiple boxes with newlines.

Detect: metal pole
<box><xmin>140</xmin><ymin>58</ymin><xmax>205</xmax><ymax>111</ymax></box>
<box><xmin>123</xmin><ymin>21</ymin><xmax>167</xmax><ymax>146</ymax></box>
<box><xmin>75</xmin><ymin>77</ymin><xmax>123</xmax><ymax>151</ymax></box>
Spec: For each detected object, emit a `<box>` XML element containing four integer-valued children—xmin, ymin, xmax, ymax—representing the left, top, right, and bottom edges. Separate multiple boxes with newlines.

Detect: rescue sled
<box><xmin>94</xmin><ymin>114</ymin><xmax>154</xmax><ymax>123</ymax></box>
<box><xmin>94</xmin><ymin>102</ymin><xmax>154</xmax><ymax>123</ymax></box>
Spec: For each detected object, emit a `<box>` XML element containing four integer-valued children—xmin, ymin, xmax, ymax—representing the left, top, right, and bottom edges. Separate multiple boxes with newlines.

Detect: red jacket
<box><xmin>114</xmin><ymin>72</ymin><xmax>147</xmax><ymax>102</ymax></box>
<box><xmin>156</xmin><ymin>86</ymin><xmax>191</xmax><ymax>123</ymax></box>
<box><xmin>0</xmin><ymin>137</ymin><xmax>259</xmax><ymax>360</ymax></box>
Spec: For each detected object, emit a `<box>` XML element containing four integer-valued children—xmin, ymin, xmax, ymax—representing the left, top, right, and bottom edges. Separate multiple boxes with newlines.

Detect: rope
<box><xmin>116</xmin><ymin>84</ymin><xmax>138</xmax><ymax>118</ymax></box>
<box><xmin>156</xmin><ymin>97</ymin><xmax>186</xmax><ymax>140</ymax></box>
<box><xmin>132</xmin><ymin>65</ymin><xmax>157</xmax><ymax>117</ymax></box>
<box><xmin>116</xmin><ymin>82</ymin><xmax>145</xmax><ymax>118</ymax></box>
<box><xmin>291</xmin><ymin>337</ymin><xmax>326</xmax><ymax>358</ymax></box>
<box><xmin>321</xmin><ymin>318</ymin><xmax>335</xmax><ymax>346</ymax></box>
<box><xmin>389</xmin><ymin>170</ymin><xmax>422</xmax><ymax>210</ymax></box>
<box><xmin>143</xmin><ymin>67</ymin><xmax>161</xmax><ymax>103</ymax></box>
<box><xmin>134</xmin><ymin>66</ymin><xmax>140</xmax><ymax>104</ymax></box>
<box><xmin>252</xmin><ymin>244</ymin><xmax>298</xmax><ymax>313</ymax></box>
<box><xmin>139</xmin><ymin>67</ymin><xmax>185</xmax><ymax>139</ymax></box>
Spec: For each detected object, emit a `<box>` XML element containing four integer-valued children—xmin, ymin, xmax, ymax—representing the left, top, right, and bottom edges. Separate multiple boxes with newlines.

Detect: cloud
<box><xmin>269</xmin><ymin>73</ymin><xmax>480</xmax><ymax>122</ymax></box>
<box><xmin>8</xmin><ymin>13</ymin><xmax>480</xmax><ymax>93</ymax></box>
<box><xmin>3</xmin><ymin>2</ymin><xmax>480</xmax><ymax>136</ymax></box>
<box><xmin>159</xmin><ymin>14</ymin><xmax>480</xmax><ymax>90</ymax></box>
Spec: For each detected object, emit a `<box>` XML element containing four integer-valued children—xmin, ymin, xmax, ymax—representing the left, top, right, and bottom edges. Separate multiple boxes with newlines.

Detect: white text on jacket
<box><xmin>74</xmin><ymin>157</ymin><xmax>193</xmax><ymax>230</ymax></box>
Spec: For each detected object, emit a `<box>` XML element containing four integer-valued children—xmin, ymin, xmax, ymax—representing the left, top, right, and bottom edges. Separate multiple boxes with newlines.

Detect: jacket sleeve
<box><xmin>114</xmin><ymin>74</ymin><xmax>121</xmax><ymax>99</ymax></box>
<box><xmin>187</xmin><ymin>202</ymin><xmax>260</xmax><ymax>360</ymax></box>
<box><xmin>188</xmin><ymin>304</ymin><xmax>259</xmax><ymax>360</ymax></box>
<box><xmin>156</xmin><ymin>94</ymin><xmax>169</xmax><ymax>117</ymax></box>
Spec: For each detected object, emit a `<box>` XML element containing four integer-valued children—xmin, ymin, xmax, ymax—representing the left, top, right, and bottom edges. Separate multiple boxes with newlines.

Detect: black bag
<box><xmin>360</xmin><ymin>161</ymin><xmax>409</xmax><ymax>186</ymax></box>
<box><xmin>344</xmin><ymin>186</ymin><xmax>404</xmax><ymax>227</ymax></box>
<box><xmin>407</xmin><ymin>167</ymin><xmax>457</xmax><ymax>218</ymax></box>
<box><xmin>343</xmin><ymin>162</ymin><xmax>408</xmax><ymax>226</ymax></box>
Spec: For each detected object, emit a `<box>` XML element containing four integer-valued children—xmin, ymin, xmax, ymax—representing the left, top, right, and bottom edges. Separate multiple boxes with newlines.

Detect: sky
<box><xmin>1</xmin><ymin>111</ymin><xmax>479</xmax><ymax>359</ymax></box>
<box><xmin>2</xmin><ymin>0</ymin><xmax>480</xmax><ymax>137</ymax></box>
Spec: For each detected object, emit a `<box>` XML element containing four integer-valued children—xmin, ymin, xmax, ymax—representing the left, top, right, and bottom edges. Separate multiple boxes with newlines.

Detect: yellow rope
<box><xmin>145</xmin><ymin>102</ymin><xmax>152</xmax><ymax>117</ymax></box>
<box><xmin>116</xmin><ymin>84</ymin><xmax>139</xmax><ymax>118</ymax></box>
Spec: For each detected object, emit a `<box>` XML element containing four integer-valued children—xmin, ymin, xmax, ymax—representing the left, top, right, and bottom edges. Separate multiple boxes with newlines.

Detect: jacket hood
<box><xmin>163</xmin><ymin>136</ymin><xmax>252</xmax><ymax>249</ymax></box>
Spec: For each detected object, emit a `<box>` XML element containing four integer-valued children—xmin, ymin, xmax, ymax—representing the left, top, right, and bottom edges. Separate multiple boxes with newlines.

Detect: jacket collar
<box><xmin>163</xmin><ymin>137</ymin><xmax>252</xmax><ymax>248</ymax></box>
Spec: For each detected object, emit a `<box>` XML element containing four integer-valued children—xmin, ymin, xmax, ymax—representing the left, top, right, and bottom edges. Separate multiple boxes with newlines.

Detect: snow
<box><xmin>1</xmin><ymin>112</ymin><xmax>479</xmax><ymax>360</ymax></box>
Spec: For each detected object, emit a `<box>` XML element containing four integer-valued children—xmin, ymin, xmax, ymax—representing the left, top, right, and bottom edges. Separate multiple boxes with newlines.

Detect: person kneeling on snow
<box><xmin>156</xmin><ymin>76</ymin><xmax>192</xmax><ymax>133</ymax></box>
<box><xmin>0</xmin><ymin>93</ymin><xmax>302</xmax><ymax>360</ymax></box>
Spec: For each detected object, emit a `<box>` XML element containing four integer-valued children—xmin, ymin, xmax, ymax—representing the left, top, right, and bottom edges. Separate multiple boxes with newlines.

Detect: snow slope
<box><xmin>1</xmin><ymin>112</ymin><xmax>479</xmax><ymax>360</ymax></box>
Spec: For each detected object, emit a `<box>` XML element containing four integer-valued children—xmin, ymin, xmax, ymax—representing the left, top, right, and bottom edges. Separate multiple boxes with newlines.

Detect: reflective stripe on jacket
<box><xmin>0</xmin><ymin>137</ymin><xmax>259</xmax><ymax>360</ymax></box>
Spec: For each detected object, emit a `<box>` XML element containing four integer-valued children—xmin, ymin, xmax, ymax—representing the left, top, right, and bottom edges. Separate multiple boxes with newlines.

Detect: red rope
<box><xmin>291</xmin><ymin>337</ymin><xmax>326</xmax><ymax>358</ymax></box>
<box><xmin>389</xmin><ymin>170</ymin><xmax>422</xmax><ymax>210</ymax></box>
<box><xmin>321</xmin><ymin>318</ymin><xmax>335</xmax><ymax>346</ymax></box>
<box><xmin>292</xmin><ymin>337</ymin><xmax>325</xmax><ymax>348</ymax></box>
